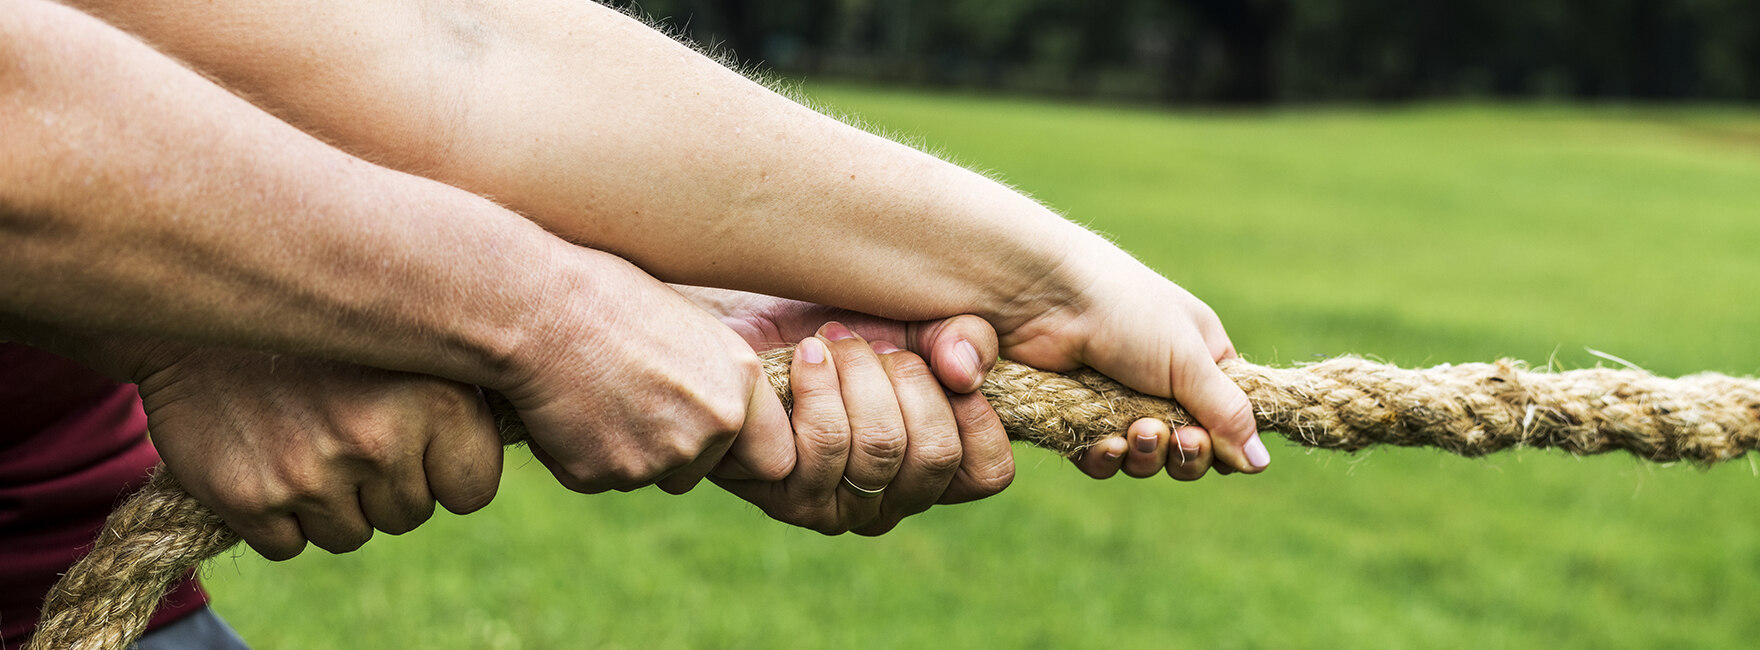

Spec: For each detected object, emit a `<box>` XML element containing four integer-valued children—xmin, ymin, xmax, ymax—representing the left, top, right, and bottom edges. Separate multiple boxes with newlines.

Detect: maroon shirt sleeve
<box><xmin>1</xmin><ymin>344</ymin><xmax>208</xmax><ymax>650</ymax></box>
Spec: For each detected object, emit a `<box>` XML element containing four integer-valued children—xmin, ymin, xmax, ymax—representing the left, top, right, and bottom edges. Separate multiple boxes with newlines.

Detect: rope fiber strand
<box><xmin>31</xmin><ymin>350</ymin><xmax>1760</xmax><ymax>649</ymax></box>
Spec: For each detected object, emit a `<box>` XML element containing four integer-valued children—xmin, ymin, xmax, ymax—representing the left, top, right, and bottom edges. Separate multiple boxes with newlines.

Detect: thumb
<box><xmin>717</xmin><ymin>383</ymin><xmax>796</xmax><ymax>481</ymax></box>
<box><xmin>1173</xmin><ymin>345</ymin><xmax>1266</xmax><ymax>473</ymax></box>
<box><xmin>907</xmin><ymin>314</ymin><xmax>999</xmax><ymax>394</ymax></box>
<box><xmin>425</xmin><ymin>394</ymin><xmax>503</xmax><ymax>515</ymax></box>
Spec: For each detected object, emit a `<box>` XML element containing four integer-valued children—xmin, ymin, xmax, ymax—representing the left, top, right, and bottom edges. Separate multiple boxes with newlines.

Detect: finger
<box><xmin>425</xmin><ymin>389</ymin><xmax>503</xmax><ymax>515</ymax></box>
<box><xmin>358</xmin><ymin>478</ymin><xmax>434</xmax><ymax>536</ymax></box>
<box><xmin>1173</xmin><ymin>340</ymin><xmax>1266</xmax><ymax>474</ymax></box>
<box><xmin>1192</xmin><ymin>304</ymin><xmax>1239</xmax><ymax>361</ymax></box>
<box><xmin>783</xmin><ymin>336</ymin><xmax>852</xmax><ymax>503</ymax></box>
<box><xmin>721</xmin><ymin>362</ymin><xmax>797</xmax><ymax>483</ymax></box>
<box><xmin>657</xmin><ymin>384</ymin><xmax>744</xmax><ymax>493</ymax></box>
<box><xmin>718</xmin><ymin>336</ymin><xmax>854</xmax><ymax>534</ymax></box>
<box><xmin>656</xmin><ymin>434</ymin><xmax>733</xmax><ymax>495</ymax></box>
<box><xmin>708</xmin><ymin>475</ymin><xmax>790</xmax><ymax>527</ymax></box>
<box><xmin>856</xmin><ymin>344</ymin><xmax>960</xmax><ymax>535</ymax></box>
<box><xmin>1122</xmin><ymin>418</ymin><xmax>1170</xmax><ymax>478</ymax></box>
<box><xmin>227</xmin><ymin>512</ymin><xmax>308</xmax><ymax>562</ymax></box>
<box><xmin>906</xmin><ymin>314</ymin><xmax>1000</xmax><ymax>394</ymax></box>
<box><xmin>1167</xmin><ymin>425</ymin><xmax>1213</xmax><ymax>481</ymax></box>
<box><xmin>938</xmin><ymin>390</ymin><xmax>1014</xmax><ymax>504</ymax></box>
<box><xmin>1071</xmin><ymin>435</ymin><xmax>1128</xmax><ymax>480</ymax></box>
<box><xmin>296</xmin><ymin>493</ymin><xmax>375</xmax><ymax>554</ymax></box>
<box><xmin>529</xmin><ymin>443</ymin><xmax>609</xmax><ymax>494</ymax></box>
<box><xmin>821</xmin><ymin>322</ymin><xmax>905</xmax><ymax>525</ymax></box>
<box><xmin>188</xmin><ymin>475</ymin><xmax>309</xmax><ymax>561</ymax></box>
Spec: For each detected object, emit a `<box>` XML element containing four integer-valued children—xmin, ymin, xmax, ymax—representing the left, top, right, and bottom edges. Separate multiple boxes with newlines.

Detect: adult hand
<box><xmin>996</xmin><ymin>242</ymin><xmax>1266</xmax><ymax>476</ymax></box>
<box><xmin>681</xmin><ymin>287</ymin><xmax>1014</xmax><ymax>506</ymax></box>
<box><xmin>716</xmin><ymin>323</ymin><xmax>1008</xmax><ymax>535</ymax></box>
<box><xmin>127</xmin><ymin>343</ymin><xmax>502</xmax><ymax>560</ymax></box>
<box><xmin>489</xmin><ymin>254</ymin><xmax>796</xmax><ymax>496</ymax></box>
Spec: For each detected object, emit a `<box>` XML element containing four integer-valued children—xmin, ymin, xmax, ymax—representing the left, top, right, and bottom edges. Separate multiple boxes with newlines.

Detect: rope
<box><xmin>29</xmin><ymin>350</ymin><xmax>1760</xmax><ymax>649</ymax></box>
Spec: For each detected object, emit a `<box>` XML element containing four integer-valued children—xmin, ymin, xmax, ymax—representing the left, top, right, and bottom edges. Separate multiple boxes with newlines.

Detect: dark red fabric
<box><xmin>1</xmin><ymin>343</ymin><xmax>207</xmax><ymax>650</ymax></box>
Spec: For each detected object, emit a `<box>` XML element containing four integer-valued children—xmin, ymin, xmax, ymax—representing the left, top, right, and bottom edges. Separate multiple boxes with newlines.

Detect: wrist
<box><xmin>982</xmin><ymin>215</ymin><xmax>1115</xmax><ymax>336</ymax></box>
<box><xmin>478</xmin><ymin>240</ymin><xmax>663</xmax><ymax>396</ymax></box>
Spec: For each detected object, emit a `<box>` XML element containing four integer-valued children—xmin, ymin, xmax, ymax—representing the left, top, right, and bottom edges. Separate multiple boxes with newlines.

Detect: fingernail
<box><xmin>799</xmin><ymin>337</ymin><xmax>826</xmax><ymax>364</ymax></box>
<box><xmin>1175</xmin><ymin>430</ymin><xmax>1202</xmax><ymax>455</ymax></box>
<box><xmin>822</xmin><ymin>321</ymin><xmax>856</xmax><ymax>341</ymax></box>
<box><xmin>1102</xmin><ymin>445</ymin><xmax>1123</xmax><ymax>461</ymax></box>
<box><xmin>1134</xmin><ymin>432</ymin><xmax>1158</xmax><ymax>454</ymax></box>
<box><xmin>1244</xmin><ymin>434</ymin><xmax>1271</xmax><ymax>469</ymax></box>
<box><xmin>954</xmin><ymin>339</ymin><xmax>980</xmax><ymax>378</ymax></box>
<box><xmin>871</xmin><ymin>340</ymin><xmax>900</xmax><ymax>354</ymax></box>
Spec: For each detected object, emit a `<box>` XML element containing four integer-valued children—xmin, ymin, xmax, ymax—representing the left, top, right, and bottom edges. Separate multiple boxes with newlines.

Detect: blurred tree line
<box><xmin>607</xmin><ymin>0</ymin><xmax>1760</xmax><ymax>103</ymax></box>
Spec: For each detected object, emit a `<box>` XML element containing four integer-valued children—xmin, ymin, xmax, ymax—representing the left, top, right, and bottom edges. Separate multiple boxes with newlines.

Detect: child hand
<box><xmin>994</xmin><ymin>238</ymin><xmax>1268</xmax><ymax>475</ymax></box>
<box><xmin>1071</xmin><ymin>419</ymin><xmax>1219</xmax><ymax>481</ymax></box>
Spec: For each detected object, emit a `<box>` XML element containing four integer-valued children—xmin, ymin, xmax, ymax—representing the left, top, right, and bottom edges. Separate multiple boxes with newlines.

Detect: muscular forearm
<box><xmin>67</xmin><ymin>0</ymin><xmax>1115</xmax><ymax>330</ymax></box>
<box><xmin>0</xmin><ymin>0</ymin><xmax>597</xmax><ymax>388</ymax></box>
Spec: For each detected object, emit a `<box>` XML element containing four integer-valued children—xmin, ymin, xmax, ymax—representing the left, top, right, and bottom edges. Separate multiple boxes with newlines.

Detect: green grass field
<box><xmin>206</xmin><ymin>87</ymin><xmax>1760</xmax><ymax>649</ymax></box>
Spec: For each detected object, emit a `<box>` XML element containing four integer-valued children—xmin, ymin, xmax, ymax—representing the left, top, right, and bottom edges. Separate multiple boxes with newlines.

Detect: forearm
<box><xmin>0</xmin><ymin>0</ymin><xmax>584</xmax><ymax>387</ymax></box>
<box><xmin>68</xmin><ymin>0</ymin><xmax>1113</xmax><ymax>330</ymax></box>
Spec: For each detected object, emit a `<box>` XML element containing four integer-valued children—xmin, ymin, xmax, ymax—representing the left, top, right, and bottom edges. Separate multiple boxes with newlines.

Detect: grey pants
<box><xmin>130</xmin><ymin>608</ymin><xmax>249</xmax><ymax>650</ymax></box>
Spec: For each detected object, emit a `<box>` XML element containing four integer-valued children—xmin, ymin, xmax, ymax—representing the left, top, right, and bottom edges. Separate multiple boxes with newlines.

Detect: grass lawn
<box><xmin>205</xmin><ymin>87</ymin><xmax>1760</xmax><ymax>649</ymax></box>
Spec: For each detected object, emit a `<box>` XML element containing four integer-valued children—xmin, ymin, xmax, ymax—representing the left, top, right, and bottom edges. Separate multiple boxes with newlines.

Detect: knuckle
<box><xmin>215</xmin><ymin>479</ymin><xmax>281</xmax><ymax>518</ymax></box>
<box><xmin>343</xmin><ymin>430</ymin><xmax>396</xmax><ymax>466</ymax></box>
<box><xmin>914</xmin><ymin>438</ymin><xmax>963</xmax><ymax>477</ymax></box>
<box><xmin>796</xmin><ymin>408</ymin><xmax>853</xmax><ymax>439</ymax></box>
<box><xmin>882</xmin><ymin>351</ymin><xmax>935</xmax><ymax>382</ymax></box>
<box><xmin>703</xmin><ymin>422</ymin><xmax>741</xmax><ymax>447</ymax></box>
<box><xmin>1217</xmin><ymin>397</ymin><xmax>1258</xmax><ymax>438</ymax></box>
<box><xmin>800</xmin><ymin>432</ymin><xmax>852</xmax><ymax>467</ymax></box>
<box><xmin>276</xmin><ymin>461</ymin><xmax>330</xmax><ymax>503</ymax></box>
<box><xmin>703</xmin><ymin>394</ymin><xmax>750</xmax><ymax>436</ymax></box>
<box><xmin>851</xmin><ymin>425</ymin><xmax>907</xmax><ymax>464</ymax></box>
<box><xmin>729</xmin><ymin>349</ymin><xmax>765</xmax><ymax>378</ymax></box>
<box><xmin>790</xmin><ymin>379</ymin><xmax>843</xmax><ymax>410</ymax></box>
<box><xmin>602</xmin><ymin>457</ymin><xmax>653</xmax><ymax>485</ymax></box>
<box><xmin>423</xmin><ymin>381</ymin><xmax>487</xmax><ymax>421</ymax></box>
<box><xmin>663</xmin><ymin>437</ymin><xmax>710</xmax><ymax>470</ymax></box>
<box><xmin>964</xmin><ymin>458</ymin><xmax>1016</xmax><ymax>498</ymax></box>
<box><xmin>832</xmin><ymin>344</ymin><xmax>885</xmax><ymax>374</ymax></box>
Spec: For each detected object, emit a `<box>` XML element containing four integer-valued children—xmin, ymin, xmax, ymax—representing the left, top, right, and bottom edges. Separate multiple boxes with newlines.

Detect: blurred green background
<box><xmin>205</xmin><ymin>84</ymin><xmax>1760</xmax><ymax>649</ymax></box>
<box><xmin>606</xmin><ymin>0</ymin><xmax>1760</xmax><ymax>104</ymax></box>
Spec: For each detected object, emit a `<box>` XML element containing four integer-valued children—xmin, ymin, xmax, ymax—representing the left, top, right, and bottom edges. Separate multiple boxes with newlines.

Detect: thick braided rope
<box><xmin>31</xmin><ymin>351</ymin><xmax>1760</xmax><ymax>649</ymax></box>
